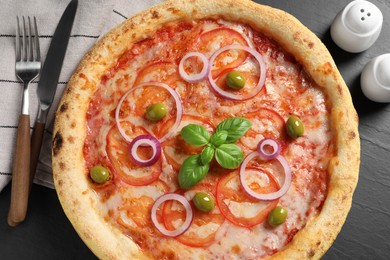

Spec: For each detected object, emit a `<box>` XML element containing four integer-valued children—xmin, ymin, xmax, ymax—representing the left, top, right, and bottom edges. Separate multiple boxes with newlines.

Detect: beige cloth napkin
<box><xmin>0</xmin><ymin>0</ymin><xmax>163</xmax><ymax>192</ymax></box>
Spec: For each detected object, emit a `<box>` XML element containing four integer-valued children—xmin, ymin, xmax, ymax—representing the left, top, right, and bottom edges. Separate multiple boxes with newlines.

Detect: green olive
<box><xmin>286</xmin><ymin>116</ymin><xmax>304</xmax><ymax>139</ymax></box>
<box><xmin>268</xmin><ymin>205</ymin><xmax>288</xmax><ymax>227</ymax></box>
<box><xmin>226</xmin><ymin>71</ymin><xmax>246</xmax><ymax>90</ymax></box>
<box><xmin>193</xmin><ymin>192</ymin><xmax>215</xmax><ymax>212</ymax></box>
<box><xmin>90</xmin><ymin>166</ymin><xmax>110</xmax><ymax>184</ymax></box>
<box><xmin>146</xmin><ymin>102</ymin><xmax>168</xmax><ymax>121</ymax></box>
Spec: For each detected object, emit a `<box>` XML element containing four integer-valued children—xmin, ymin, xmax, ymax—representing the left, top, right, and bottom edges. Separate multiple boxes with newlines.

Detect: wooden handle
<box><xmin>8</xmin><ymin>114</ymin><xmax>31</xmax><ymax>227</ymax></box>
<box><xmin>30</xmin><ymin>122</ymin><xmax>45</xmax><ymax>189</ymax></box>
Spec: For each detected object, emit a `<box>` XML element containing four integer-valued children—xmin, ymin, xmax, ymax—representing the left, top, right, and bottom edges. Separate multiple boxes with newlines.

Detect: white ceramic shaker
<box><xmin>361</xmin><ymin>54</ymin><xmax>390</xmax><ymax>102</ymax></box>
<box><xmin>331</xmin><ymin>0</ymin><xmax>383</xmax><ymax>53</ymax></box>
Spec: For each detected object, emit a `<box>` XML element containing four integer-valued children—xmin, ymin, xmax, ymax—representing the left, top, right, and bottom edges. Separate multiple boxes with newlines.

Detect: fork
<box><xmin>8</xmin><ymin>16</ymin><xmax>41</xmax><ymax>227</ymax></box>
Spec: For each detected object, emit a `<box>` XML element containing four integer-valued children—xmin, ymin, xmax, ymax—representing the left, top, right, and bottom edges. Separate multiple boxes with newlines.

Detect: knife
<box><xmin>30</xmin><ymin>0</ymin><xmax>78</xmax><ymax>189</ymax></box>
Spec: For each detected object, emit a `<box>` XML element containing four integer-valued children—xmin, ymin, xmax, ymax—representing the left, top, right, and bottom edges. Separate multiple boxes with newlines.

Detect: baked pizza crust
<box><xmin>52</xmin><ymin>0</ymin><xmax>360</xmax><ymax>259</ymax></box>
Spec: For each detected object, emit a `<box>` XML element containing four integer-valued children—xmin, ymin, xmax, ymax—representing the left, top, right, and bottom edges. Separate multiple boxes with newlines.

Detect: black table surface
<box><xmin>1</xmin><ymin>0</ymin><xmax>390</xmax><ymax>259</ymax></box>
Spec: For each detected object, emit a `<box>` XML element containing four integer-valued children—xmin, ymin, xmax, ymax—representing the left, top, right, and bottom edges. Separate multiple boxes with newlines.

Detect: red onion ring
<box><xmin>239</xmin><ymin>151</ymin><xmax>292</xmax><ymax>201</ymax></box>
<box><xmin>151</xmin><ymin>193</ymin><xmax>193</xmax><ymax>237</ymax></box>
<box><xmin>208</xmin><ymin>44</ymin><xmax>266</xmax><ymax>100</ymax></box>
<box><xmin>115</xmin><ymin>82</ymin><xmax>183</xmax><ymax>143</ymax></box>
<box><xmin>129</xmin><ymin>135</ymin><xmax>161</xmax><ymax>166</ymax></box>
<box><xmin>257</xmin><ymin>138</ymin><xmax>281</xmax><ymax>160</ymax></box>
<box><xmin>179</xmin><ymin>52</ymin><xmax>210</xmax><ymax>83</ymax></box>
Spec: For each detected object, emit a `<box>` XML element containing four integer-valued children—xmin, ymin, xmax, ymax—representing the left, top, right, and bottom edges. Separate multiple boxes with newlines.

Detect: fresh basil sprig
<box><xmin>178</xmin><ymin>154</ymin><xmax>209</xmax><ymax>189</ymax></box>
<box><xmin>216</xmin><ymin>117</ymin><xmax>252</xmax><ymax>143</ymax></box>
<box><xmin>180</xmin><ymin>124</ymin><xmax>211</xmax><ymax>146</ymax></box>
<box><xmin>178</xmin><ymin>117</ymin><xmax>251</xmax><ymax>189</ymax></box>
<box><xmin>210</xmin><ymin>130</ymin><xmax>228</xmax><ymax>147</ymax></box>
<box><xmin>200</xmin><ymin>145</ymin><xmax>214</xmax><ymax>165</ymax></box>
<box><xmin>215</xmin><ymin>143</ymin><xmax>244</xmax><ymax>169</ymax></box>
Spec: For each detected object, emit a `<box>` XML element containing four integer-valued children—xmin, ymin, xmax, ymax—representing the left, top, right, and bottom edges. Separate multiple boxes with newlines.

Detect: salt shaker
<box><xmin>361</xmin><ymin>54</ymin><xmax>390</xmax><ymax>103</ymax></box>
<box><xmin>331</xmin><ymin>0</ymin><xmax>383</xmax><ymax>53</ymax></box>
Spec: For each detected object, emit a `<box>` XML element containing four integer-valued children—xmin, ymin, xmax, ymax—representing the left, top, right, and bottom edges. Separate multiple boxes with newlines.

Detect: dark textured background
<box><xmin>1</xmin><ymin>0</ymin><xmax>389</xmax><ymax>259</ymax></box>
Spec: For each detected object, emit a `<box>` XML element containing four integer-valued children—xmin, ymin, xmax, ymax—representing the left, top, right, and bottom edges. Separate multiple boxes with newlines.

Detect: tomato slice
<box><xmin>134</xmin><ymin>61</ymin><xmax>194</xmax><ymax>108</ymax></box>
<box><xmin>198</xmin><ymin>27</ymin><xmax>249</xmax><ymax>56</ymax></box>
<box><xmin>116</xmin><ymin>180</ymin><xmax>169</xmax><ymax>236</ymax></box>
<box><xmin>197</xmin><ymin>28</ymin><xmax>250</xmax><ymax>78</ymax></box>
<box><xmin>134</xmin><ymin>61</ymin><xmax>184</xmax><ymax>88</ymax></box>
<box><xmin>116</xmin><ymin>83</ymin><xmax>179</xmax><ymax>138</ymax></box>
<box><xmin>106</xmin><ymin>122</ymin><xmax>162</xmax><ymax>186</ymax></box>
<box><xmin>162</xmin><ymin>176</ymin><xmax>225</xmax><ymax>247</ymax></box>
<box><xmin>160</xmin><ymin>114</ymin><xmax>215</xmax><ymax>171</ymax></box>
<box><xmin>213</xmin><ymin>68</ymin><xmax>265</xmax><ymax>100</ymax></box>
<box><xmin>119</xmin><ymin>84</ymin><xmax>175</xmax><ymax>118</ymax></box>
<box><xmin>239</xmin><ymin>108</ymin><xmax>286</xmax><ymax>150</ymax></box>
<box><xmin>216</xmin><ymin>169</ymin><xmax>279</xmax><ymax>228</ymax></box>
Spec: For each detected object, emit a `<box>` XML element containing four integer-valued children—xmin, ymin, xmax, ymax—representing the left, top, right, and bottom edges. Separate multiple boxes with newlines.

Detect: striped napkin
<box><xmin>0</xmin><ymin>0</ymin><xmax>163</xmax><ymax>192</ymax></box>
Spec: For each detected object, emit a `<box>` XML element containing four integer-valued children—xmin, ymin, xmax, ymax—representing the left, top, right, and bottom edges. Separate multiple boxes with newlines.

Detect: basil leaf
<box><xmin>200</xmin><ymin>146</ymin><xmax>215</xmax><ymax>165</ymax></box>
<box><xmin>180</xmin><ymin>124</ymin><xmax>211</xmax><ymax>146</ymax></box>
<box><xmin>215</xmin><ymin>118</ymin><xmax>252</xmax><ymax>143</ymax></box>
<box><xmin>178</xmin><ymin>155</ymin><xmax>209</xmax><ymax>189</ymax></box>
<box><xmin>210</xmin><ymin>130</ymin><xmax>228</xmax><ymax>147</ymax></box>
<box><xmin>215</xmin><ymin>144</ymin><xmax>244</xmax><ymax>169</ymax></box>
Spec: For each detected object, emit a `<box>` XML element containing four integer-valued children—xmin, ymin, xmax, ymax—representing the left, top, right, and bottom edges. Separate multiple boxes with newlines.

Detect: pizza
<box><xmin>52</xmin><ymin>0</ymin><xmax>360</xmax><ymax>259</ymax></box>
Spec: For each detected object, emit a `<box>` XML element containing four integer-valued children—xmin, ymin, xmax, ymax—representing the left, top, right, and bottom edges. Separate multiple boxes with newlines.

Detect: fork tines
<box><xmin>16</xmin><ymin>16</ymin><xmax>40</xmax><ymax>63</ymax></box>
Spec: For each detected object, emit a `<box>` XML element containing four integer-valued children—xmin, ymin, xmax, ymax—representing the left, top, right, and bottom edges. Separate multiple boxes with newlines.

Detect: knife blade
<box><xmin>30</xmin><ymin>0</ymin><xmax>78</xmax><ymax>187</ymax></box>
